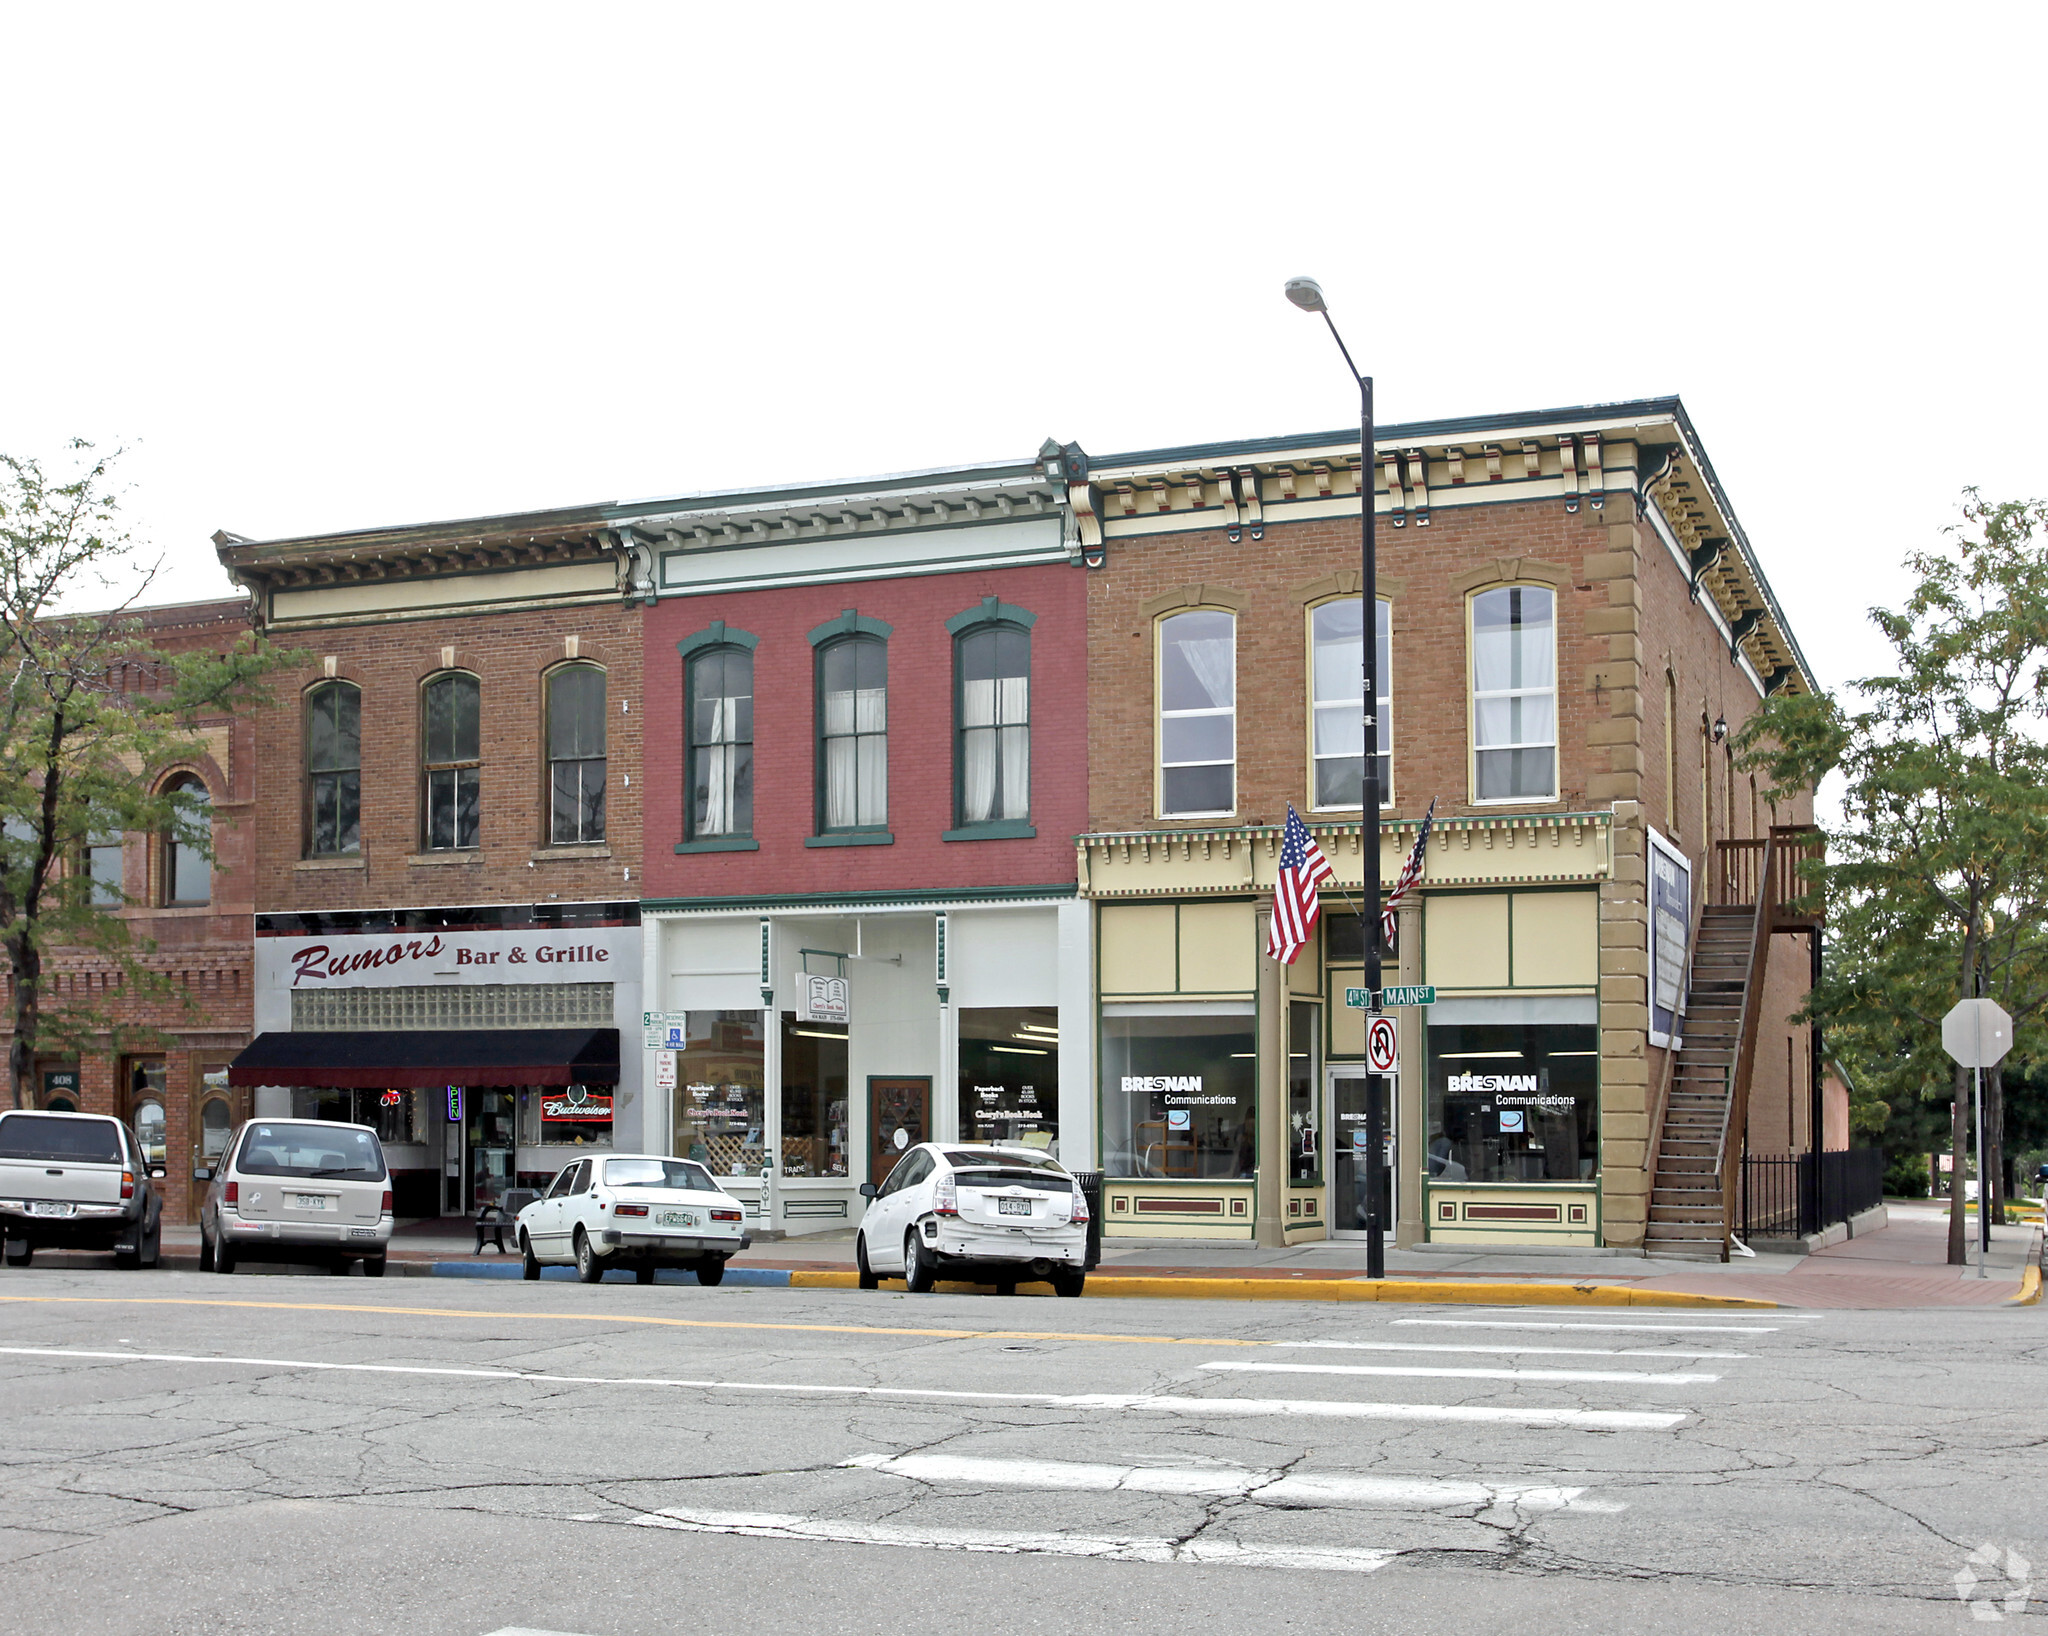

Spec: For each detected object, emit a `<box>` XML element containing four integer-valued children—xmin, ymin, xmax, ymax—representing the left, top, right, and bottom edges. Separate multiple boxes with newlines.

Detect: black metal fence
<box><xmin>1739</xmin><ymin>1149</ymin><xmax>1885</xmax><ymax>1240</ymax></box>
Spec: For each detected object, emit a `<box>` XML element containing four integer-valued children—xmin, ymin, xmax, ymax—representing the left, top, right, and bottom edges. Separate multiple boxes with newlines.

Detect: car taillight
<box><xmin>381</xmin><ymin>1190</ymin><xmax>393</xmax><ymax>1214</ymax></box>
<box><xmin>615</xmin><ymin>1204</ymin><xmax>648</xmax><ymax>1217</ymax></box>
<box><xmin>1070</xmin><ymin>1187</ymin><xmax>1090</xmax><ymax>1224</ymax></box>
<box><xmin>710</xmin><ymin>1208</ymin><xmax>743</xmax><ymax>1222</ymax></box>
<box><xmin>120</xmin><ymin>1171</ymin><xmax>135</xmax><ymax>1201</ymax></box>
<box><xmin>933</xmin><ymin>1172</ymin><xmax>958</xmax><ymax>1217</ymax></box>
<box><xmin>224</xmin><ymin>1181</ymin><xmax>238</xmax><ymax>1206</ymax></box>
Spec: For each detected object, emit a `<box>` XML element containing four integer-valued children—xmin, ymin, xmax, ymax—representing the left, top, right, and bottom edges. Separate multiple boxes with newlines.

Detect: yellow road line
<box><xmin>0</xmin><ymin>1294</ymin><xmax>1263</xmax><ymax>1347</ymax></box>
<box><xmin>792</xmin><ymin>1272</ymin><xmax>1778</xmax><ymax>1310</ymax></box>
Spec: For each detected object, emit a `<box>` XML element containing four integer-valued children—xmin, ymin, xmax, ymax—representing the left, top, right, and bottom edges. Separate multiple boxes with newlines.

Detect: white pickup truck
<box><xmin>0</xmin><ymin>1109</ymin><xmax>165</xmax><ymax>1269</ymax></box>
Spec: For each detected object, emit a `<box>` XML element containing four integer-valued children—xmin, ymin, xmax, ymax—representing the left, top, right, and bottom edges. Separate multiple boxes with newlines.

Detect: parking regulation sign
<box><xmin>1366</xmin><ymin>1015</ymin><xmax>1399</xmax><ymax>1075</ymax></box>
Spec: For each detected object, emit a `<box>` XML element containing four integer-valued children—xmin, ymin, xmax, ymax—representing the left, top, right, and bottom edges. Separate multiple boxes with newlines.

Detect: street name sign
<box><xmin>1345</xmin><ymin>985</ymin><xmax>1436</xmax><ymax>1009</ymax></box>
<box><xmin>1942</xmin><ymin>998</ymin><xmax>2013</xmax><ymax>1068</ymax></box>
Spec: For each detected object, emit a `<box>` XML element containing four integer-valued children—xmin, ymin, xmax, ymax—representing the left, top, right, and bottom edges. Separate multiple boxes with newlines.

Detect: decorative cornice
<box><xmin>677</xmin><ymin>619</ymin><xmax>760</xmax><ymax>660</ymax></box>
<box><xmin>806</xmin><ymin>608</ymin><xmax>894</xmax><ymax>648</ymax></box>
<box><xmin>944</xmin><ymin>596</ymin><xmax>1038</xmax><ymax>637</ymax></box>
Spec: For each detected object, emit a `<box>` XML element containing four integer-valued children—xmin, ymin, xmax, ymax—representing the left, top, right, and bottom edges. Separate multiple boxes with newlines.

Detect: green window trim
<box><xmin>945</xmin><ymin>595</ymin><xmax>1038</xmax><ymax>637</ymax></box>
<box><xmin>942</xmin><ymin>820</ymin><xmax>1037</xmax><ymax>841</ymax></box>
<box><xmin>677</xmin><ymin>619</ymin><xmax>761</xmax><ymax>660</ymax></box>
<box><xmin>675</xmin><ymin>837</ymin><xmax>761</xmax><ymax>854</ymax></box>
<box><xmin>805</xmin><ymin>831</ymin><xmax>894</xmax><ymax>848</ymax></box>
<box><xmin>806</xmin><ymin>608</ymin><xmax>894</xmax><ymax>647</ymax></box>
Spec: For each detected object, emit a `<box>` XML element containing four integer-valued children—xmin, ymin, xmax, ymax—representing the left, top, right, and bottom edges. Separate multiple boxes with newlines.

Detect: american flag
<box><xmin>1381</xmin><ymin>798</ymin><xmax>1436</xmax><ymax>947</ymax></box>
<box><xmin>1267</xmin><ymin>805</ymin><xmax>1335</xmax><ymax>965</ymax></box>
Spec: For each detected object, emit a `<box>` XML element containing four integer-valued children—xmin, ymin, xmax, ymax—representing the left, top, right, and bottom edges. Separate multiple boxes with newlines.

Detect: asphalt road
<box><xmin>1</xmin><ymin>1268</ymin><xmax>2043</xmax><ymax>1634</ymax></box>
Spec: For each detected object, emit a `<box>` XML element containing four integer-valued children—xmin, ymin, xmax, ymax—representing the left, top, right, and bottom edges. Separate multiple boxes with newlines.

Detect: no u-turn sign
<box><xmin>1366</xmin><ymin>1015</ymin><xmax>1399</xmax><ymax>1075</ymax></box>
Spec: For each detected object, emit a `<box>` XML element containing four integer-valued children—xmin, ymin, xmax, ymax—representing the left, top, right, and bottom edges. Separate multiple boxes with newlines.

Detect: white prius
<box><xmin>856</xmin><ymin>1142</ymin><xmax>1089</xmax><ymax>1296</ymax></box>
<box><xmin>516</xmin><ymin>1153</ymin><xmax>751</xmax><ymax>1286</ymax></box>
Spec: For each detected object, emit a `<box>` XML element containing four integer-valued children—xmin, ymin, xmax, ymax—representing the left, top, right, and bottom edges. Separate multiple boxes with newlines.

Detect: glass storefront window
<box><xmin>781</xmin><ymin>1013</ymin><xmax>849</xmax><ymax>1177</ymax></box>
<box><xmin>1426</xmin><ymin>1002</ymin><xmax>1598</xmax><ymax>1183</ymax></box>
<box><xmin>291</xmin><ymin>1087</ymin><xmax>426</xmax><ymax>1143</ymax></box>
<box><xmin>127</xmin><ymin>1058</ymin><xmax>167</xmax><ymax>1169</ymax></box>
<box><xmin>536</xmin><ymin>1083</ymin><xmax>614</xmax><ymax>1146</ymax></box>
<box><xmin>959</xmin><ymin>1006</ymin><xmax>1059</xmax><ymax>1153</ymax></box>
<box><xmin>1288</xmin><ymin>1000</ymin><xmax>1320</xmax><ymax>1181</ymax></box>
<box><xmin>1102</xmin><ymin>1008</ymin><xmax>1256</xmax><ymax>1180</ymax></box>
<box><xmin>673</xmin><ymin>1010</ymin><xmax>767</xmax><ymax>1177</ymax></box>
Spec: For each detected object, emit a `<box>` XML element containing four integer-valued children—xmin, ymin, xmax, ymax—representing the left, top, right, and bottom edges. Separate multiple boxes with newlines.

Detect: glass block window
<box><xmin>292</xmin><ymin>981</ymin><xmax>614</xmax><ymax>1032</ymax></box>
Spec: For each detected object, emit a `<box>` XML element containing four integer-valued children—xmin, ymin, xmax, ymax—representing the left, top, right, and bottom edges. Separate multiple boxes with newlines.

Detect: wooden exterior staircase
<box><xmin>1642</xmin><ymin>826</ymin><xmax>1823</xmax><ymax>1262</ymax></box>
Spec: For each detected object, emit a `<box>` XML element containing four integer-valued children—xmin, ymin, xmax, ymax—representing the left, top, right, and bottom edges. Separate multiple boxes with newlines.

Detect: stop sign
<box><xmin>1942</xmin><ymin>998</ymin><xmax>2013</xmax><ymax>1068</ymax></box>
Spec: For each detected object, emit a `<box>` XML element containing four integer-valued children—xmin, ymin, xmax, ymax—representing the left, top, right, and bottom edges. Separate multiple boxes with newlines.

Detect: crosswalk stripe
<box><xmin>1275</xmin><ymin>1340</ymin><xmax>1750</xmax><ymax>1360</ymax></box>
<box><xmin>1393</xmin><ymin>1319</ymin><xmax>1784</xmax><ymax>1335</ymax></box>
<box><xmin>1204</xmin><ymin>1360</ymin><xmax>1718</xmax><ymax>1387</ymax></box>
<box><xmin>625</xmin><ymin>1507</ymin><xmax>1393</xmax><ymax>1572</ymax></box>
<box><xmin>841</xmin><ymin>1452</ymin><xmax>1621</xmax><ymax>1512</ymax></box>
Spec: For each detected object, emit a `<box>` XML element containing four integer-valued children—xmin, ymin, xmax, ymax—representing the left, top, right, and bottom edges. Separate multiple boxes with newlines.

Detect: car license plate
<box><xmin>657</xmin><ymin>1209</ymin><xmax>700</xmax><ymax>1228</ymax></box>
<box><xmin>291</xmin><ymin>1193</ymin><xmax>330</xmax><ymax>1211</ymax></box>
<box><xmin>348</xmin><ymin>1227</ymin><xmax>378</xmax><ymax>1239</ymax></box>
<box><xmin>997</xmin><ymin>1197</ymin><xmax>1032</xmax><ymax>1217</ymax></box>
<box><xmin>28</xmin><ymin>1200</ymin><xmax>73</xmax><ymax>1218</ymax></box>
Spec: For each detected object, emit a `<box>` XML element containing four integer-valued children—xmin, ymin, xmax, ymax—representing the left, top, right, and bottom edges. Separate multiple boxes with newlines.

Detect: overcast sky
<box><xmin>4</xmin><ymin>4</ymin><xmax>2042</xmax><ymax>693</ymax></box>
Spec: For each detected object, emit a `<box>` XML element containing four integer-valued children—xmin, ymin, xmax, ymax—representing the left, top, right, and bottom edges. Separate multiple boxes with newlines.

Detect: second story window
<box><xmin>1471</xmin><ymin>585</ymin><xmax>1557</xmax><ymax>803</ymax></box>
<box><xmin>422</xmin><ymin>672</ymin><xmax>481</xmax><ymax>850</ymax></box>
<box><xmin>689</xmin><ymin>647</ymin><xmax>754</xmax><ymax>839</ymax></box>
<box><xmin>161</xmin><ymin>774</ymin><xmax>212</xmax><ymax>906</ymax></box>
<box><xmin>306</xmin><ymin>679</ymin><xmax>361</xmax><ymax>856</ymax></box>
<box><xmin>957</xmin><ymin>624</ymin><xmax>1029</xmax><ymax>826</ymax></box>
<box><xmin>1310</xmin><ymin>597</ymin><xmax>1392</xmax><ymax>810</ymax></box>
<box><xmin>819</xmin><ymin>637</ymin><xmax>887</xmax><ymax>831</ymax></box>
<box><xmin>87</xmin><ymin>830</ymin><xmax>123</xmax><ymax>906</ymax></box>
<box><xmin>547</xmin><ymin>664</ymin><xmax>607</xmax><ymax>844</ymax></box>
<box><xmin>1159</xmin><ymin>609</ymin><xmax>1235</xmax><ymax>817</ymax></box>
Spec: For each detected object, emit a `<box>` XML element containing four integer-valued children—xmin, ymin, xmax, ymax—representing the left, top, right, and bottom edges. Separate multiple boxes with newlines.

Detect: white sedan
<box><xmin>517</xmin><ymin>1154</ymin><xmax>751</xmax><ymax>1285</ymax></box>
<box><xmin>856</xmin><ymin>1142</ymin><xmax>1089</xmax><ymax>1296</ymax></box>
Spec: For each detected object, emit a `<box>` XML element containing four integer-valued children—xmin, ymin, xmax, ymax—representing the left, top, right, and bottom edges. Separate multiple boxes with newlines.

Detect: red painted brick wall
<box><xmin>641</xmin><ymin>562</ymin><xmax>1087</xmax><ymax>899</ymax></box>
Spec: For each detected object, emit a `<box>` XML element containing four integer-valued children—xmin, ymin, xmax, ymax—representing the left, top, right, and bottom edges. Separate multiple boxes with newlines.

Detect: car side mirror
<box><xmin>858</xmin><ymin>1182</ymin><xmax>879</xmax><ymax>1199</ymax></box>
<box><xmin>147</xmin><ymin>1165</ymin><xmax>167</xmax><ymax>1180</ymax></box>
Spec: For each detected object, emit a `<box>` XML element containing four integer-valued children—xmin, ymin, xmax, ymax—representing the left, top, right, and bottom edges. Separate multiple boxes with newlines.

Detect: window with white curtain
<box><xmin>1159</xmin><ymin>609</ymin><xmax>1235</xmax><ymax>817</ymax></box>
<box><xmin>1470</xmin><ymin>585</ymin><xmax>1557</xmax><ymax>802</ymax></box>
<box><xmin>819</xmin><ymin>636</ymin><xmax>887</xmax><ymax>831</ymax></box>
<box><xmin>689</xmin><ymin>647</ymin><xmax>754</xmax><ymax>839</ymax></box>
<box><xmin>1310</xmin><ymin>597</ymin><xmax>1391</xmax><ymax>810</ymax></box>
<box><xmin>421</xmin><ymin>672</ymin><xmax>481</xmax><ymax>850</ymax></box>
<box><xmin>956</xmin><ymin>625</ymin><xmax>1029</xmax><ymax>826</ymax></box>
<box><xmin>547</xmin><ymin>664</ymin><xmax>607</xmax><ymax>843</ymax></box>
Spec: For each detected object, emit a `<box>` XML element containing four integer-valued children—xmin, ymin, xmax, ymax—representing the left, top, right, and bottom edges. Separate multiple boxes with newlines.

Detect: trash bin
<box><xmin>1074</xmin><ymin>1169</ymin><xmax>1104</xmax><ymax>1271</ymax></box>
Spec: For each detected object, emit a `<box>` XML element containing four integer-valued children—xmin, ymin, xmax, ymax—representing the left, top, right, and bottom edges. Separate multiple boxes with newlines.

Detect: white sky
<box><xmin>3</xmin><ymin>3</ymin><xmax>2042</xmax><ymax>693</ymax></box>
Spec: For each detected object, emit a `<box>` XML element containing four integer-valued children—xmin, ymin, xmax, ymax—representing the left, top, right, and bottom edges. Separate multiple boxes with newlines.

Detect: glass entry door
<box><xmin>466</xmin><ymin>1090</ymin><xmax>516</xmax><ymax>1214</ymax></box>
<box><xmin>1329</xmin><ymin>1068</ymin><xmax>1395</xmax><ymax>1238</ymax></box>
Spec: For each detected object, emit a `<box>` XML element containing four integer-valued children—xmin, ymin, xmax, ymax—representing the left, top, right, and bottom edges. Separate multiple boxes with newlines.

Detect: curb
<box><xmin>2011</xmin><ymin>1265</ymin><xmax>2041</xmax><ymax>1306</ymax></box>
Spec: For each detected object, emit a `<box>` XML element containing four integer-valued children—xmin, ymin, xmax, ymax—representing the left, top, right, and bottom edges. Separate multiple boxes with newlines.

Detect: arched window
<box><xmin>689</xmin><ymin>646</ymin><xmax>754</xmax><ymax>839</ymax></box>
<box><xmin>306</xmin><ymin>680</ymin><xmax>361</xmax><ymax>856</ymax></box>
<box><xmin>1470</xmin><ymin>586</ymin><xmax>1556</xmax><ymax>802</ymax></box>
<box><xmin>956</xmin><ymin>624</ymin><xmax>1029</xmax><ymax>827</ymax></box>
<box><xmin>422</xmin><ymin>672</ymin><xmax>481</xmax><ymax>850</ymax></box>
<box><xmin>1159</xmin><ymin>609</ymin><xmax>1235</xmax><ymax>817</ymax></box>
<box><xmin>161</xmin><ymin>774</ymin><xmax>211</xmax><ymax>906</ymax></box>
<box><xmin>1309</xmin><ymin>597</ymin><xmax>1391</xmax><ymax>810</ymax></box>
<box><xmin>546</xmin><ymin>665</ymin><xmax>607</xmax><ymax>844</ymax></box>
<box><xmin>818</xmin><ymin>637</ymin><xmax>887</xmax><ymax>832</ymax></box>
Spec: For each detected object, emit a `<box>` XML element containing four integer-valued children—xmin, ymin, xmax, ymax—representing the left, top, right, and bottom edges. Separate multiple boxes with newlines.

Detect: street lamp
<box><xmin>1285</xmin><ymin>276</ymin><xmax>1385</xmax><ymax>1280</ymax></box>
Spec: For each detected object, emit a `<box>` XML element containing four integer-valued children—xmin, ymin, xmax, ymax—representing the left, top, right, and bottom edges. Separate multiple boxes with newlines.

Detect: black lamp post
<box><xmin>1286</xmin><ymin>276</ymin><xmax>1384</xmax><ymax>1279</ymax></box>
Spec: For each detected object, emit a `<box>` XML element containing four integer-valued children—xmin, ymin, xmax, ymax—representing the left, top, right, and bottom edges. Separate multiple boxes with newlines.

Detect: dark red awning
<box><xmin>227</xmin><ymin>1028</ymin><xmax>620</xmax><ymax>1089</ymax></box>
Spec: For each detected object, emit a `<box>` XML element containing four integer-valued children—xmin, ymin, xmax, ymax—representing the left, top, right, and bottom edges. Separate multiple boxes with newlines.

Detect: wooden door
<box><xmin>868</xmin><ymin>1076</ymin><xmax>931</xmax><ymax>1186</ymax></box>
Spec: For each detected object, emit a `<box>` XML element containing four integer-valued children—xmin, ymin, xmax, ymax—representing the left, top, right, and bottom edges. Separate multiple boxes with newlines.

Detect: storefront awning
<box><xmin>227</xmin><ymin>1029</ymin><xmax>620</xmax><ymax>1089</ymax></box>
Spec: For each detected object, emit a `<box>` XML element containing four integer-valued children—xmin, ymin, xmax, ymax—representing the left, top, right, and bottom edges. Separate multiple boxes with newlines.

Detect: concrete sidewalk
<box><xmin>122</xmin><ymin>1203</ymin><xmax>2044</xmax><ymax>1309</ymax></box>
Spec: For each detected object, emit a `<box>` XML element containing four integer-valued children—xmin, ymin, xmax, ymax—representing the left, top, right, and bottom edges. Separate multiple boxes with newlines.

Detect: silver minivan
<box><xmin>199</xmin><ymin>1117</ymin><xmax>394</xmax><ymax>1276</ymax></box>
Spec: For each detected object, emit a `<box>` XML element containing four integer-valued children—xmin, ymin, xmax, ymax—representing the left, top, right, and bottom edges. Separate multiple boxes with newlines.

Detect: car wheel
<box><xmin>695</xmin><ymin>1259</ymin><xmax>726</xmax><ymax>1287</ymax></box>
<box><xmin>198</xmin><ymin>1225</ymin><xmax>216</xmax><ymax>1273</ymax></box>
<box><xmin>635</xmin><ymin>1266</ymin><xmax>656</xmax><ymax>1286</ymax></box>
<box><xmin>520</xmin><ymin>1231</ymin><xmax>541</xmax><ymax>1282</ymax></box>
<box><xmin>362</xmin><ymin>1256</ymin><xmax>386</xmax><ymax>1279</ymax></box>
<box><xmin>214</xmin><ymin>1236</ymin><xmax>236</xmax><ymax>1275</ymax></box>
<box><xmin>904</xmin><ymin>1230</ymin><xmax>937</xmax><ymax>1293</ymax></box>
<box><xmin>4</xmin><ymin>1240</ymin><xmax>31</xmax><ymax>1268</ymax></box>
<box><xmin>1052</xmin><ymin>1271</ymin><xmax>1085</xmax><ymax>1298</ymax></box>
<box><xmin>855</xmin><ymin>1233</ymin><xmax>879</xmax><ymax>1291</ymax></box>
<box><xmin>574</xmin><ymin>1228</ymin><xmax>604</xmax><ymax>1284</ymax></box>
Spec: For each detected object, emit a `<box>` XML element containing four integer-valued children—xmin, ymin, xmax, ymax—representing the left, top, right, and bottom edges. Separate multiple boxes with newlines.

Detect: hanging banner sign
<box><xmin>1647</xmin><ymin>827</ymin><xmax>1692</xmax><ymax>1049</ymax></box>
<box><xmin>799</xmin><ymin>974</ymin><xmax>850</xmax><ymax>1025</ymax></box>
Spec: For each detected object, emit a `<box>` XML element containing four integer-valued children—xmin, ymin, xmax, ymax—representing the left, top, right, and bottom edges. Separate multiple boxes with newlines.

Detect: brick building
<box><xmin>1059</xmin><ymin>400</ymin><xmax>1817</xmax><ymax>1251</ymax></box>
<box><xmin>2</xmin><ymin>597</ymin><xmax>259</xmax><ymax>1227</ymax></box>
<box><xmin>213</xmin><ymin>510</ymin><xmax>646</xmax><ymax>1219</ymax></box>
<box><xmin>633</xmin><ymin>451</ymin><xmax>1090</xmax><ymax>1238</ymax></box>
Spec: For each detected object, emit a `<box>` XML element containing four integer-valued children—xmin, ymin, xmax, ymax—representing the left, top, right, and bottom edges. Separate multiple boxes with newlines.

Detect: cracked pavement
<box><xmin>0</xmin><ymin>1268</ymin><xmax>2042</xmax><ymax>1633</ymax></box>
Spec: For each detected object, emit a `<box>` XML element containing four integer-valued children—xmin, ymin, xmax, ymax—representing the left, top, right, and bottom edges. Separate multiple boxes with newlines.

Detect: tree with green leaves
<box><xmin>1739</xmin><ymin>492</ymin><xmax>2048</xmax><ymax>1265</ymax></box>
<box><xmin>0</xmin><ymin>443</ymin><xmax>299</xmax><ymax>1109</ymax></box>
